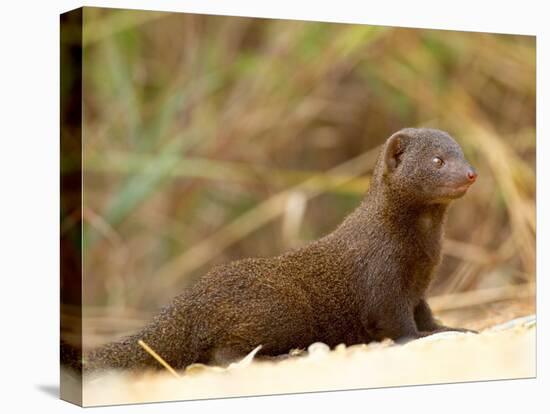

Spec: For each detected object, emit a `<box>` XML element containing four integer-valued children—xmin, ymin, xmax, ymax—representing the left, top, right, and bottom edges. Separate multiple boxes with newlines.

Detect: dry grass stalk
<box><xmin>429</xmin><ymin>282</ymin><xmax>535</xmax><ymax>312</ymax></box>
<box><xmin>137</xmin><ymin>340</ymin><xmax>180</xmax><ymax>378</ymax></box>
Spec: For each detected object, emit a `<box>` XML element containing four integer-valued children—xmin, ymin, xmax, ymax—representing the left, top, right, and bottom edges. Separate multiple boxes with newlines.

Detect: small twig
<box><xmin>138</xmin><ymin>340</ymin><xmax>180</xmax><ymax>378</ymax></box>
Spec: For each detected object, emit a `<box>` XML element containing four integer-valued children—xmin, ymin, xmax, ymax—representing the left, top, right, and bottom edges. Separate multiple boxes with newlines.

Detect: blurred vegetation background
<box><xmin>74</xmin><ymin>8</ymin><xmax>535</xmax><ymax>344</ymax></box>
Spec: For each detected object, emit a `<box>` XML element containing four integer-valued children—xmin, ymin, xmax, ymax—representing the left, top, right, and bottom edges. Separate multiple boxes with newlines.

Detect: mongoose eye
<box><xmin>432</xmin><ymin>157</ymin><xmax>444</xmax><ymax>168</ymax></box>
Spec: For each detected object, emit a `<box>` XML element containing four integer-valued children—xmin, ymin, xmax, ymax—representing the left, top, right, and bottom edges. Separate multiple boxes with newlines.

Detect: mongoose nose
<box><xmin>467</xmin><ymin>169</ymin><xmax>477</xmax><ymax>182</ymax></box>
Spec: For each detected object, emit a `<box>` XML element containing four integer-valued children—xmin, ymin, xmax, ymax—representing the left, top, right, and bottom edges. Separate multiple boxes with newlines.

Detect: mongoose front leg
<box><xmin>414</xmin><ymin>299</ymin><xmax>478</xmax><ymax>334</ymax></box>
<box><xmin>367</xmin><ymin>299</ymin><xmax>434</xmax><ymax>344</ymax></box>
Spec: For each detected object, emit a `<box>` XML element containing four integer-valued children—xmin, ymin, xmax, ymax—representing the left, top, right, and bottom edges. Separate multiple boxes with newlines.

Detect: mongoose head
<box><xmin>380</xmin><ymin>128</ymin><xmax>477</xmax><ymax>204</ymax></box>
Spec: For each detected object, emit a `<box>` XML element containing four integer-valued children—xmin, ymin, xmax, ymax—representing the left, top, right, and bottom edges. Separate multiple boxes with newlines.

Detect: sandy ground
<box><xmin>63</xmin><ymin>312</ymin><xmax>535</xmax><ymax>407</ymax></box>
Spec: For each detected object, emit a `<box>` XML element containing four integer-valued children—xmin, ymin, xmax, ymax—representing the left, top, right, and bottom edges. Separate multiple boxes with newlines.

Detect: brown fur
<box><xmin>79</xmin><ymin>128</ymin><xmax>478</xmax><ymax>372</ymax></box>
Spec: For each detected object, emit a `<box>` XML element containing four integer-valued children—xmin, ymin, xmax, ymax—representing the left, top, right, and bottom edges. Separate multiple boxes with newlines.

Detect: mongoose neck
<box><xmin>367</xmin><ymin>184</ymin><xmax>450</xmax><ymax>223</ymax></box>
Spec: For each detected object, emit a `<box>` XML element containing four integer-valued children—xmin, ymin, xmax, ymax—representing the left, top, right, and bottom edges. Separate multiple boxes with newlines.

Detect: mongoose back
<box><xmin>73</xmin><ymin>127</ymin><xmax>478</xmax><ymax>372</ymax></box>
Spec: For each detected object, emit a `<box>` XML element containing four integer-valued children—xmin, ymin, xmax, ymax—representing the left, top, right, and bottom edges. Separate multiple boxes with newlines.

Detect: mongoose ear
<box><xmin>384</xmin><ymin>132</ymin><xmax>406</xmax><ymax>173</ymax></box>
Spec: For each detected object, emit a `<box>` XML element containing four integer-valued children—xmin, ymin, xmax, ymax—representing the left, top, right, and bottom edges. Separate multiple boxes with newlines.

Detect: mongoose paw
<box><xmin>394</xmin><ymin>331</ymin><xmax>433</xmax><ymax>345</ymax></box>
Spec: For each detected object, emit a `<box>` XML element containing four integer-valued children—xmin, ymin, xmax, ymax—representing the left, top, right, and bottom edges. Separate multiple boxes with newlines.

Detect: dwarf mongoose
<box><xmin>64</xmin><ymin>127</ymin><xmax>478</xmax><ymax>372</ymax></box>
